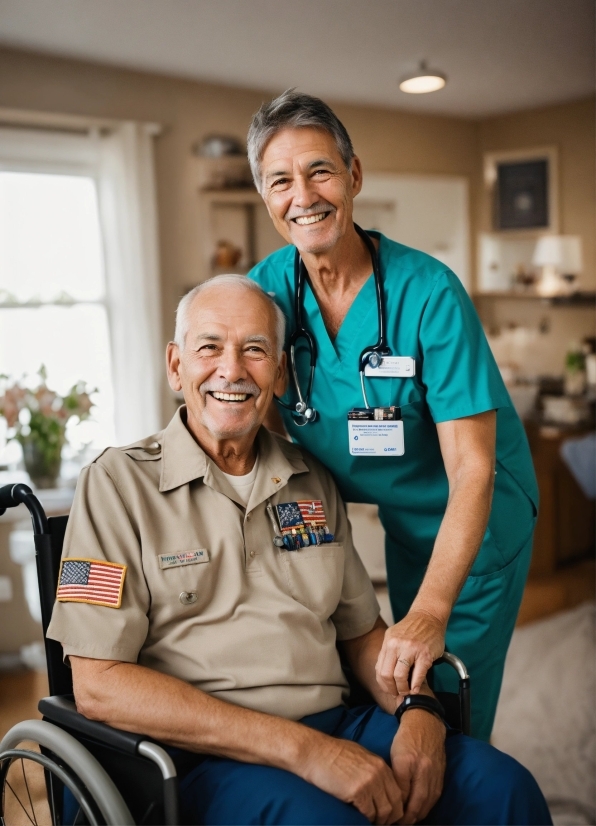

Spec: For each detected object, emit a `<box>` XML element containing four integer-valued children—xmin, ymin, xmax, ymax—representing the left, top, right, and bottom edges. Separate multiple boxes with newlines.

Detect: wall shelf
<box><xmin>474</xmin><ymin>291</ymin><xmax>596</xmax><ymax>307</ymax></box>
<box><xmin>197</xmin><ymin>186</ymin><xmax>283</xmax><ymax>284</ymax></box>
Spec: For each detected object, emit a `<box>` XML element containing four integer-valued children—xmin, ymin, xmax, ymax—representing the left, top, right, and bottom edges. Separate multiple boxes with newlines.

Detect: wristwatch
<box><xmin>394</xmin><ymin>694</ymin><xmax>447</xmax><ymax>727</ymax></box>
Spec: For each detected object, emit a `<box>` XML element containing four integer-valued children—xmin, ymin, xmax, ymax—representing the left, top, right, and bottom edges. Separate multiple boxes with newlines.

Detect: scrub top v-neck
<box><xmin>249</xmin><ymin>231</ymin><xmax>538</xmax><ymax>740</ymax></box>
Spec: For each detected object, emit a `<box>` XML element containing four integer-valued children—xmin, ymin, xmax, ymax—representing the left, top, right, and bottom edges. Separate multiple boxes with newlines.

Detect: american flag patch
<box><xmin>296</xmin><ymin>500</ymin><xmax>327</xmax><ymax>526</ymax></box>
<box><xmin>56</xmin><ymin>558</ymin><xmax>126</xmax><ymax>608</ymax></box>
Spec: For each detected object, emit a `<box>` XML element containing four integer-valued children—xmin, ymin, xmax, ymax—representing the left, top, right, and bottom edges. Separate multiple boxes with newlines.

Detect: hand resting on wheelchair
<box><xmin>47</xmin><ymin>277</ymin><xmax>551</xmax><ymax>826</ymax></box>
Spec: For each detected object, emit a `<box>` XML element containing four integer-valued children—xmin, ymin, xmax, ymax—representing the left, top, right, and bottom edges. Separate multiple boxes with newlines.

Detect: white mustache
<box><xmin>200</xmin><ymin>380</ymin><xmax>261</xmax><ymax>397</ymax></box>
<box><xmin>285</xmin><ymin>203</ymin><xmax>335</xmax><ymax>221</ymax></box>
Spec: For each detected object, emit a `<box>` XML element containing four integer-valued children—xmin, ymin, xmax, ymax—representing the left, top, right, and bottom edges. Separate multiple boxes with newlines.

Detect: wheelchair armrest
<box><xmin>39</xmin><ymin>695</ymin><xmax>145</xmax><ymax>755</ymax></box>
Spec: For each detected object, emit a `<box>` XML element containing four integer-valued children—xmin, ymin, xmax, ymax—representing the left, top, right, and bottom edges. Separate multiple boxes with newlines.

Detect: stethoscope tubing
<box><xmin>277</xmin><ymin>223</ymin><xmax>391</xmax><ymax>424</ymax></box>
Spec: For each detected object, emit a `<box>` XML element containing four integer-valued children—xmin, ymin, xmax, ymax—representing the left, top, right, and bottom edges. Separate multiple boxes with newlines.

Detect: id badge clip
<box><xmin>347</xmin><ymin>407</ymin><xmax>404</xmax><ymax>456</ymax></box>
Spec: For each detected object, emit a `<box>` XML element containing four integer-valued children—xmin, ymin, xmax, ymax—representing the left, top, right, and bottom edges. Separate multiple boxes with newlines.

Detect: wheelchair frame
<box><xmin>0</xmin><ymin>481</ymin><xmax>470</xmax><ymax>826</ymax></box>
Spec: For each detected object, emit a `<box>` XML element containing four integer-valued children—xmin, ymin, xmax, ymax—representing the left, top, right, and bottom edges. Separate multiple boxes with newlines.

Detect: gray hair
<box><xmin>174</xmin><ymin>274</ymin><xmax>286</xmax><ymax>359</ymax></box>
<box><xmin>247</xmin><ymin>89</ymin><xmax>355</xmax><ymax>194</ymax></box>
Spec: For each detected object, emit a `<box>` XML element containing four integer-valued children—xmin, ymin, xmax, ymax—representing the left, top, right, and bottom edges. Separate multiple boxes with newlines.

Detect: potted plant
<box><xmin>0</xmin><ymin>366</ymin><xmax>96</xmax><ymax>489</ymax></box>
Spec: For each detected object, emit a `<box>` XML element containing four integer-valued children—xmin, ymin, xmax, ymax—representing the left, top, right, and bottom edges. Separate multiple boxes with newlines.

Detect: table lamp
<box><xmin>532</xmin><ymin>235</ymin><xmax>583</xmax><ymax>296</ymax></box>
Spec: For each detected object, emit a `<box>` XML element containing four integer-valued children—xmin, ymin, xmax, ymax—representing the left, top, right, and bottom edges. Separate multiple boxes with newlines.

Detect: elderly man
<box><xmin>247</xmin><ymin>91</ymin><xmax>539</xmax><ymax>742</ymax></box>
<box><xmin>47</xmin><ymin>276</ymin><xmax>549</xmax><ymax>826</ymax></box>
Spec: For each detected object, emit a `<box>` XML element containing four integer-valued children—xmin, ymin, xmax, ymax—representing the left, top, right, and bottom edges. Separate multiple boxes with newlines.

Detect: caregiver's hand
<box><xmin>375</xmin><ymin>610</ymin><xmax>446</xmax><ymax>696</ymax></box>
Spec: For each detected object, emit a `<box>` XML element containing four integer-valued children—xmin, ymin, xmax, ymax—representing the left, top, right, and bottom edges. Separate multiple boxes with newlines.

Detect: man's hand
<box><xmin>302</xmin><ymin>736</ymin><xmax>404</xmax><ymax>825</ymax></box>
<box><xmin>390</xmin><ymin>709</ymin><xmax>446</xmax><ymax>824</ymax></box>
<box><xmin>375</xmin><ymin>610</ymin><xmax>446</xmax><ymax>696</ymax></box>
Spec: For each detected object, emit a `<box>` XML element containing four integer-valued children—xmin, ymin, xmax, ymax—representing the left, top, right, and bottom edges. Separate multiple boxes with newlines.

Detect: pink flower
<box><xmin>0</xmin><ymin>385</ymin><xmax>27</xmax><ymax>428</ymax></box>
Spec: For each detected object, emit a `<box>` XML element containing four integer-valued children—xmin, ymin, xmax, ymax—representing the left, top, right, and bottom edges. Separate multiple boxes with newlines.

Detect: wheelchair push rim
<box><xmin>0</xmin><ymin>747</ymin><xmax>101</xmax><ymax>826</ymax></box>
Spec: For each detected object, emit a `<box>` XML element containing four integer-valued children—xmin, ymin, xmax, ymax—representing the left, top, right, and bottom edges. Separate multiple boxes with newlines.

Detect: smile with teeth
<box><xmin>294</xmin><ymin>212</ymin><xmax>329</xmax><ymax>226</ymax></box>
<box><xmin>210</xmin><ymin>391</ymin><xmax>251</xmax><ymax>402</ymax></box>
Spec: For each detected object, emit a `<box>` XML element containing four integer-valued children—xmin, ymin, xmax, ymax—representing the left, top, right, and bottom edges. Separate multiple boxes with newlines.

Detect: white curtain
<box><xmin>97</xmin><ymin>122</ymin><xmax>162</xmax><ymax>445</ymax></box>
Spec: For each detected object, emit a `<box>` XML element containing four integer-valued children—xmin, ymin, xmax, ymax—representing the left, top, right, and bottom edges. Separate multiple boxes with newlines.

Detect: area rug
<box><xmin>492</xmin><ymin>601</ymin><xmax>595</xmax><ymax>825</ymax></box>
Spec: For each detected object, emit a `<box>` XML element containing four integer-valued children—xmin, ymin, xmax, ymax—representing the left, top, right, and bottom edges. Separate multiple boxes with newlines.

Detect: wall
<box><xmin>475</xmin><ymin>97</ymin><xmax>596</xmax><ymax>375</ymax></box>
<box><xmin>0</xmin><ymin>47</ymin><xmax>479</xmax><ymax>408</ymax></box>
<box><xmin>479</xmin><ymin>97</ymin><xmax>595</xmax><ymax>286</ymax></box>
<box><xmin>0</xmin><ymin>48</ymin><xmax>592</xmax><ymax>387</ymax></box>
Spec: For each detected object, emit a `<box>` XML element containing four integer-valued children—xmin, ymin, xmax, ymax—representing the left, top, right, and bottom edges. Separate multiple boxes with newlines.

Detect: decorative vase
<box><xmin>20</xmin><ymin>437</ymin><xmax>64</xmax><ymax>489</ymax></box>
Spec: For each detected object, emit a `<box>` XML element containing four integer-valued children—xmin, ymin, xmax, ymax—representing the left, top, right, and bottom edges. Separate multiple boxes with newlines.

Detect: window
<box><xmin>0</xmin><ymin>170</ymin><xmax>115</xmax><ymax>457</ymax></box>
<box><xmin>0</xmin><ymin>121</ymin><xmax>162</xmax><ymax>467</ymax></box>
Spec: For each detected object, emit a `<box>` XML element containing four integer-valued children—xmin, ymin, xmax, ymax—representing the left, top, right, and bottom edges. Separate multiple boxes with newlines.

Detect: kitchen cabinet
<box><xmin>526</xmin><ymin>422</ymin><xmax>595</xmax><ymax>575</ymax></box>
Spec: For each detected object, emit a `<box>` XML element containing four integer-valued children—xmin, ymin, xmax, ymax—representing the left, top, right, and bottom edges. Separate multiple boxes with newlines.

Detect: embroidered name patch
<box><xmin>56</xmin><ymin>558</ymin><xmax>126</xmax><ymax>609</ymax></box>
<box><xmin>158</xmin><ymin>550</ymin><xmax>209</xmax><ymax>569</ymax></box>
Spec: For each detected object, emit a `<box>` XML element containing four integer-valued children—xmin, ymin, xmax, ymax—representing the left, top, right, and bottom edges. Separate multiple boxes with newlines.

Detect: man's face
<box><xmin>260</xmin><ymin>127</ymin><xmax>363</xmax><ymax>255</ymax></box>
<box><xmin>167</xmin><ymin>287</ymin><xmax>286</xmax><ymax>443</ymax></box>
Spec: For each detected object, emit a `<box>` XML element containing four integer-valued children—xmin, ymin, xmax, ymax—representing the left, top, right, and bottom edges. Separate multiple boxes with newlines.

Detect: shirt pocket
<box><xmin>281</xmin><ymin>543</ymin><xmax>345</xmax><ymax>619</ymax></box>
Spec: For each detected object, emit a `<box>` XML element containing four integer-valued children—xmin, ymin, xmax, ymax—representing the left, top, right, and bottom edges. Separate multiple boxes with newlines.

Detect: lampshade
<box><xmin>532</xmin><ymin>235</ymin><xmax>583</xmax><ymax>273</ymax></box>
<box><xmin>399</xmin><ymin>61</ymin><xmax>447</xmax><ymax>94</ymax></box>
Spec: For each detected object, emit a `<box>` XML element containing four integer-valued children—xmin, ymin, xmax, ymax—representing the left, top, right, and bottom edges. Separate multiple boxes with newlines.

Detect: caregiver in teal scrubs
<box><xmin>247</xmin><ymin>90</ymin><xmax>538</xmax><ymax>741</ymax></box>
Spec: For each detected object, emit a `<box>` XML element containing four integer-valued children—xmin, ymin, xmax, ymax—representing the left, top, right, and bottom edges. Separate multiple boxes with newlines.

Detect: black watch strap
<box><xmin>395</xmin><ymin>694</ymin><xmax>447</xmax><ymax>726</ymax></box>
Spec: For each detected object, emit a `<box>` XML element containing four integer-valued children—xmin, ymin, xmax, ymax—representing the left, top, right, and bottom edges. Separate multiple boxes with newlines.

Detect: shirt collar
<box><xmin>159</xmin><ymin>406</ymin><xmax>308</xmax><ymax>501</ymax></box>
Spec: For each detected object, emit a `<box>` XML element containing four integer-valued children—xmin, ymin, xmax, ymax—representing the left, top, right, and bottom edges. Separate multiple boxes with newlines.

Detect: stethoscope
<box><xmin>275</xmin><ymin>224</ymin><xmax>392</xmax><ymax>426</ymax></box>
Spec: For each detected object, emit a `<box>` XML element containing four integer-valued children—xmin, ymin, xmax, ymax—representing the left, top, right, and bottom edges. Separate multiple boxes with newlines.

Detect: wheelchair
<box><xmin>0</xmin><ymin>482</ymin><xmax>470</xmax><ymax>825</ymax></box>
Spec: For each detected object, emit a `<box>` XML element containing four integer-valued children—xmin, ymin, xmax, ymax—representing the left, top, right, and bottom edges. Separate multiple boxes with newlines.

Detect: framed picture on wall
<box><xmin>484</xmin><ymin>146</ymin><xmax>559</xmax><ymax>233</ymax></box>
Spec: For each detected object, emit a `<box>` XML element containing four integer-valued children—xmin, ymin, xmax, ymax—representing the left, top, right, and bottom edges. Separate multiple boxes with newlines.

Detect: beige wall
<box><xmin>479</xmin><ymin>97</ymin><xmax>596</xmax><ymax>287</ymax></box>
<box><xmin>0</xmin><ymin>47</ymin><xmax>480</xmax><ymax>356</ymax></box>
<box><xmin>0</xmin><ymin>48</ymin><xmax>593</xmax><ymax>390</ymax></box>
<box><xmin>476</xmin><ymin>98</ymin><xmax>596</xmax><ymax>376</ymax></box>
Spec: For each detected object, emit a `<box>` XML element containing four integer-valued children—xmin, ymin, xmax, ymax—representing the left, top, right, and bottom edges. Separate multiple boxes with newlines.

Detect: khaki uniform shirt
<box><xmin>48</xmin><ymin>407</ymin><xmax>380</xmax><ymax>720</ymax></box>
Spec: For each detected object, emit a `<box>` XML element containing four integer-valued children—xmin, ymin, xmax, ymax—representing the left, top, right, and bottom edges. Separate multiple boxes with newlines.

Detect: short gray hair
<box><xmin>174</xmin><ymin>274</ymin><xmax>286</xmax><ymax>358</ymax></box>
<box><xmin>247</xmin><ymin>89</ymin><xmax>355</xmax><ymax>194</ymax></box>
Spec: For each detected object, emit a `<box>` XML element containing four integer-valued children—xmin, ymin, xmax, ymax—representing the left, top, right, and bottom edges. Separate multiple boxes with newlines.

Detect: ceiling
<box><xmin>0</xmin><ymin>0</ymin><xmax>593</xmax><ymax>117</ymax></box>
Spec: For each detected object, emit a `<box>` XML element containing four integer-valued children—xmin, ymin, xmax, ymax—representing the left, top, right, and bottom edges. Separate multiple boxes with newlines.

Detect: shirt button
<box><xmin>179</xmin><ymin>591</ymin><xmax>197</xmax><ymax>605</ymax></box>
<box><xmin>246</xmin><ymin>513</ymin><xmax>252</xmax><ymax>521</ymax></box>
<box><xmin>249</xmin><ymin>551</ymin><xmax>256</xmax><ymax>558</ymax></box>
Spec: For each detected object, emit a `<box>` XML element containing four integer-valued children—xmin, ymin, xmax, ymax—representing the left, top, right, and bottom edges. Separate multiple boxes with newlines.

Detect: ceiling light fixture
<box><xmin>399</xmin><ymin>60</ymin><xmax>447</xmax><ymax>94</ymax></box>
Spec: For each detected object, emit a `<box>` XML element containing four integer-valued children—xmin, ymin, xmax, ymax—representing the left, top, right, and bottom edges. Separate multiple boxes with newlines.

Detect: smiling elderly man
<box><xmin>47</xmin><ymin>276</ymin><xmax>550</xmax><ymax>826</ymax></box>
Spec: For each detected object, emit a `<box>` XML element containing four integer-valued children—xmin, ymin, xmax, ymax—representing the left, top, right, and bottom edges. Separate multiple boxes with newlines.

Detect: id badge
<box><xmin>347</xmin><ymin>408</ymin><xmax>405</xmax><ymax>456</ymax></box>
<box><xmin>364</xmin><ymin>356</ymin><xmax>415</xmax><ymax>378</ymax></box>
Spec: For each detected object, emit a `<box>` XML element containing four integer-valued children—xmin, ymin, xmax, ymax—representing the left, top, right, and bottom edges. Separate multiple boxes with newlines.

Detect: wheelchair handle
<box><xmin>0</xmin><ymin>483</ymin><xmax>49</xmax><ymax>534</ymax></box>
<box><xmin>433</xmin><ymin>651</ymin><xmax>471</xmax><ymax>736</ymax></box>
<box><xmin>435</xmin><ymin>651</ymin><xmax>469</xmax><ymax>680</ymax></box>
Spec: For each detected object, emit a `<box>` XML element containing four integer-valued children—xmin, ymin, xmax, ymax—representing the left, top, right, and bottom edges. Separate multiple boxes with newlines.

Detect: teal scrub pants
<box><xmin>175</xmin><ymin>704</ymin><xmax>551</xmax><ymax>825</ymax></box>
<box><xmin>387</xmin><ymin>530</ymin><xmax>534</xmax><ymax>742</ymax></box>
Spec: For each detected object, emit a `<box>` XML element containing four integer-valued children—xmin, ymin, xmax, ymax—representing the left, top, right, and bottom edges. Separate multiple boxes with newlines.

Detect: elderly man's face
<box><xmin>260</xmin><ymin>127</ymin><xmax>363</xmax><ymax>255</ymax></box>
<box><xmin>167</xmin><ymin>287</ymin><xmax>286</xmax><ymax>443</ymax></box>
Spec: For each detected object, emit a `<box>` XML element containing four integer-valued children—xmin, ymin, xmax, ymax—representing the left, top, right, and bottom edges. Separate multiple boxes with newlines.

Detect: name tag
<box><xmin>348</xmin><ymin>420</ymin><xmax>405</xmax><ymax>456</ymax></box>
<box><xmin>364</xmin><ymin>357</ymin><xmax>415</xmax><ymax>378</ymax></box>
<box><xmin>158</xmin><ymin>549</ymin><xmax>209</xmax><ymax>569</ymax></box>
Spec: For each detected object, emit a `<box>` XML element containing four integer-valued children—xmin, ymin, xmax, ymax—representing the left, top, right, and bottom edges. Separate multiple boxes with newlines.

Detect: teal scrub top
<box><xmin>249</xmin><ymin>233</ymin><xmax>538</xmax><ymax>583</ymax></box>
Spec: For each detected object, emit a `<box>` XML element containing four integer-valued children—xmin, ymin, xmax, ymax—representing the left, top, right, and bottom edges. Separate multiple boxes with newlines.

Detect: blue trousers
<box><xmin>177</xmin><ymin>705</ymin><xmax>552</xmax><ymax>825</ymax></box>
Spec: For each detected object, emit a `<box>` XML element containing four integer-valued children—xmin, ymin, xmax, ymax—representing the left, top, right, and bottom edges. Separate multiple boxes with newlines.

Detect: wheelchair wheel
<box><xmin>0</xmin><ymin>746</ymin><xmax>101</xmax><ymax>825</ymax></box>
<box><xmin>0</xmin><ymin>720</ymin><xmax>134</xmax><ymax>826</ymax></box>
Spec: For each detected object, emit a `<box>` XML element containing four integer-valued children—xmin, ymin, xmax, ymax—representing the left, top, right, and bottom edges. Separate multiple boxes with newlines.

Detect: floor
<box><xmin>0</xmin><ymin>671</ymin><xmax>50</xmax><ymax>826</ymax></box>
<box><xmin>516</xmin><ymin>559</ymin><xmax>595</xmax><ymax>625</ymax></box>
<box><xmin>0</xmin><ymin>669</ymin><xmax>47</xmax><ymax>740</ymax></box>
